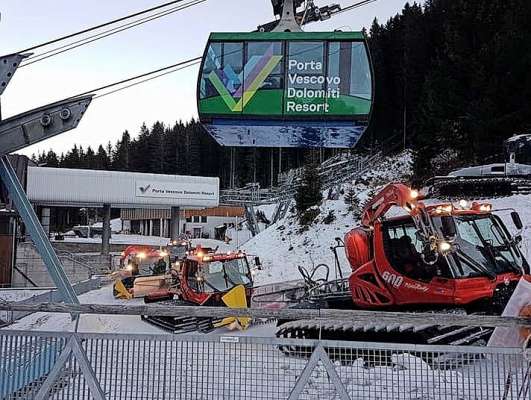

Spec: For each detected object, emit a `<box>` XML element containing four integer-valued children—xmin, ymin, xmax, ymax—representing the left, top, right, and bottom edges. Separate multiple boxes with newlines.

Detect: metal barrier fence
<box><xmin>1</xmin><ymin>329</ymin><xmax>529</xmax><ymax>400</ymax></box>
<box><xmin>0</xmin><ymin>278</ymin><xmax>102</xmax><ymax>327</ymax></box>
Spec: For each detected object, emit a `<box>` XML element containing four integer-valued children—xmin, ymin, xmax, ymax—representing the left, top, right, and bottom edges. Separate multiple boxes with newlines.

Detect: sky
<box><xmin>0</xmin><ymin>0</ymin><xmax>409</xmax><ymax>156</ymax></box>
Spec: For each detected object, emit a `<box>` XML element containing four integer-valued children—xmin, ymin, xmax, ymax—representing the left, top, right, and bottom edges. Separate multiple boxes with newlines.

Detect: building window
<box><xmin>193</xmin><ymin>216</ymin><xmax>200</xmax><ymax>223</ymax></box>
<box><xmin>201</xmin><ymin>216</ymin><xmax>207</xmax><ymax>223</ymax></box>
<box><xmin>186</xmin><ymin>217</ymin><xmax>192</xmax><ymax>223</ymax></box>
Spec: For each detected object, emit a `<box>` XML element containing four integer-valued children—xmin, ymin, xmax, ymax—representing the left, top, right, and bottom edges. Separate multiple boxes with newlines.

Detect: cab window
<box><xmin>383</xmin><ymin>220</ymin><xmax>452</xmax><ymax>281</ymax></box>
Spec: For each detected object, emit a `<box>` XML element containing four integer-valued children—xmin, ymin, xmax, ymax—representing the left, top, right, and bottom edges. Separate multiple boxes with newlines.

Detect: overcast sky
<box><xmin>0</xmin><ymin>0</ymin><xmax>410</xmax><ymax>156</ymax></box>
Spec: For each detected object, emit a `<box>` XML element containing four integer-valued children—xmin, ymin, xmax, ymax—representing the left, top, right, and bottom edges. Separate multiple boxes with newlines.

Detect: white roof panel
<box><xmin>27</xmin><ymin>167</ymin><xmax>219</xmax><ymax>208</ymax></box>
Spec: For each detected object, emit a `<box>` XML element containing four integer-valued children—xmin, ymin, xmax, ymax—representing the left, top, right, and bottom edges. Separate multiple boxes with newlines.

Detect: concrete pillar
<box><xmin>149</xmin><ymin>220</ymin><xmax>153</xmax><ymax>236</ymax></box>
<box><xmin>102</xmin><ymin>204</ymin><xmax>111</xmax><ymax>255</ymax></box>
<box><xmin>170</xmin><ymin>207</ymin><xmax>180</xmax><ymax>241</ymax></box>
<box><xmin>41</xmin><ymin>207</ymin><xmax>51</xmax><ymax>237</ymax></box>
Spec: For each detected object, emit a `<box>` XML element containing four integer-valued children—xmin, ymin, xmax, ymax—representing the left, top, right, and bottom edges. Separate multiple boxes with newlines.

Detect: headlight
<box><xmin>479</xmin><ymin>204</ymin><xmax>492</xmax><ymax>212</ymax></box>
<box><xmin>126</xmin><ymin>264</ymin><xmax>134</xmax><ymax>271</ymax></box>
<box><xmin>438</xmin><ymin>241</ymin><xmax>452</xmax><ymax>253</ymax></box>
<box><xmin>410</xmin><ymin>189</ymin><xmax>419</xmax><ymax>199</ymax></box>
<box><xmin>435</xmin><ymin>205</ymin><xmax>453</xmax><ymax>214</ymax></box>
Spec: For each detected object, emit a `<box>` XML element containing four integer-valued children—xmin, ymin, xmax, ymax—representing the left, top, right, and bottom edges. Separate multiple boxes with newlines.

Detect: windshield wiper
<box><xmin>455</xmin><ymin>249</ymin><xmax>497</xmax><ymax>279</ymax></box>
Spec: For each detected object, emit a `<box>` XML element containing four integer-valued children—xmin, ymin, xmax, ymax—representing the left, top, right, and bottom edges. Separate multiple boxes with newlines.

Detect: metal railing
<box><xmin>220</xmin><ymin>151</ymin><xmax>388</xmax><ymax>206</ymax></box>
<box><xmin>0</xmin><ymin>301</ymin><xmax>530</xmax><ymax>399</ymax></box>
<box><xmin>0</xmin><ymin>278</ymin><xmax>102</xmax><ymax>328</ymax></box>
<box><xmin>1</xmin><ymin>330</ymin><xmax>529</xmax><ymax>400</ymax></box>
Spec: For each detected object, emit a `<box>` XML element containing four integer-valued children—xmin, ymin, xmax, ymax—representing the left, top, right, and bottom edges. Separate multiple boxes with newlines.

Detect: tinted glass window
<box><xmin>383</xmin><ymin>220</ymin><xmax>452</xmax><ymax>281</ymax></box>
<box><xmin>286</xmin><ymin>42</ymin><xmax>326</xmax><ymax>115</ymax></box>
<box><xmin>326</xmin><ymin>41</ymin><xmax>372</xmax><ymax>116</ymax></box>
<box><xmin>242</xmin><ymin>42</ymin><xmax>284</xmax><ymax>115</ymax></box>
<box><xmin>200</xmin><ymin>42</ymin><xmax>244</xmax><ymax>100</ymax></box>
<box><xmin>200</xmin><ymin>43</ymin><xmax>222</xmax><ymax>99</ymax></box>
<box><xmin>350</xmin><ymin>42</ymin><xmax>372</xmax><ymax>100</ymax></box>
<box><xmin>288</xmin><ymin>42</ymin><xmax>325</xmax><ymax>75</ymax></box>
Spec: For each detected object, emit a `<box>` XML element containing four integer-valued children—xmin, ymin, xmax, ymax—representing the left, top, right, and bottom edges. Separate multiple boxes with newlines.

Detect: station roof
<box><xmin>27</xmin><ymin>167</ymin><xmax>219</xmax><ymax>209</ymax></box>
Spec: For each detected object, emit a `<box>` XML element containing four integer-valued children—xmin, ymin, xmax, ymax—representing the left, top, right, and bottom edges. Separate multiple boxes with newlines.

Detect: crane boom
<box><xmin>361</xmin><ymin>183</ymin><xmax>420</xmax><ymax>227</ymax></box>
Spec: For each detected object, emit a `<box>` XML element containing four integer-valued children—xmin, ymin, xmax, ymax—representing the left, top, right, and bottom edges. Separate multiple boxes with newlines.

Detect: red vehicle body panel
<box><xmin>345</xmin><ymin>185</ymin><xmax>525</xmax><ymax>309</ymax></box>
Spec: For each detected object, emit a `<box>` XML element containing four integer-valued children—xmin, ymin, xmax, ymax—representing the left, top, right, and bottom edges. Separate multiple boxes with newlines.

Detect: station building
<box><xmin>0</xmin><ymin>163</ymin><xmax>223</xmax><ymax>287</ymax></box>
<box><xmin>120</xmin><ymin>206</ymin><xmax>245</xmax><ymax>239</ymax></box>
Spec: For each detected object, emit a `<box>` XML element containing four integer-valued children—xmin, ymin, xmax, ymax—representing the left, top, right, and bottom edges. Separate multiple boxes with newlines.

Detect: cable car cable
<box><xmin>18</xmin><ymin>0</ymin><xmax>204</xmax><ymax>53</ymax></box>
<box><xmin>91</xmin><ymin>40</ymin><xmax>341</xmax><ymax>100</ymax></box>
<box><xmin>335</xmin><ymin>0</ymin><xmax>378</xmax><ymax>15</ymax></box>
<box><xmin>68</xmin><ymin>56</ymin><xmax>202</xmax><ymax>99</ymax></box>
<box><xmin>94</xmin><ymin>60</ymin><xmax>202</xmax><ymax>99</ymax></box>
<box><xmin>21</xmin><ymin>0</ymin><xmax>206</xmax><ymax>67</ymax></box>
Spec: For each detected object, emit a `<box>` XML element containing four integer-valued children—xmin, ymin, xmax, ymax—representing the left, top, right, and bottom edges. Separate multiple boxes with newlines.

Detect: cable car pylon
<box><xmin>0</xmin><ymin>52</ymin><xmax>93</xmax><ymax>307</ymax></box>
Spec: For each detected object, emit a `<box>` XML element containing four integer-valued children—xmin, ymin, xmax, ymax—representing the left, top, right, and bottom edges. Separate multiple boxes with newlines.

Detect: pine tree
<box><xmin>295</xmin><ymin>161</ymin><xmax>322</xmax><ymax>215</ymax></box>
<box><xmin>45</xmin><ymin>150</ymin><xmax>60</xmax><ymax>167</ymax></box>
<box><xmin>148</xmin><ymin>122</ymin><xmax>165</xmax><ymax>173</ymax></box>
<box><xmin>112</xmin><ymin>131</ymin><xmax>131</xmax><ymax>171</ymax></box>
<box><xmin>95</xmin><ymin>145</ymin><xmax>110</xmax><ymax>170</ymax></box>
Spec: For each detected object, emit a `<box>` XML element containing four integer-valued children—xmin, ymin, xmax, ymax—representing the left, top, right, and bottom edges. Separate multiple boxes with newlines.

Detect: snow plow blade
<box><xmin>132</xmin><ymin>275</ymin><xmax>170</xmax><ymax>298</ymax></box>
<box><xmin>113</xmin><ymin>279</ymin><xmax>133</xmax><ymax>300</ymax></box>
<box><xmin>214</xmin><ymin>285</ymin><xmax>251</xmax><ymax>330</ymax></box>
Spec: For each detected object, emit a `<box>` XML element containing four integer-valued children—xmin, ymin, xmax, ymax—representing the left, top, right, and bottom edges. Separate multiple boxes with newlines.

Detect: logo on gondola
<box><xmin>207</xmin><ymin>45</ymin><xmax>283</xmax><ymax>112</ymax></box>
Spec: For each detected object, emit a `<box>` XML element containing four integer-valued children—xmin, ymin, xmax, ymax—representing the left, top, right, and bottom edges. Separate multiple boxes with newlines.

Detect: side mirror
<box><xmin>254</xmin><ymin>256</ymin><xmax>262</xmax><ymax>269</ymax></box>
<box><xmin>441</xmin><ymin>216</ymin><xmax>457</xmax><ymax>238</ymax></box>
<box><xmin>511</xmin><ymin>211</ymin><xmax>523</xmax><ymax>230</ymax></box>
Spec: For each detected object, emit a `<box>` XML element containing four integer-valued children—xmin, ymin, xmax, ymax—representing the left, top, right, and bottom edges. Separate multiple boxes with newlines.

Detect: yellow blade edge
<box><xmin>218</xmin><ymin>285</ymin><xmax>251</xmax><ymax>330</ymax></box>
<box><xmin>114</xmin><ymin>279</ymin><xmax>133</xmax><ymax>300</ymax></box>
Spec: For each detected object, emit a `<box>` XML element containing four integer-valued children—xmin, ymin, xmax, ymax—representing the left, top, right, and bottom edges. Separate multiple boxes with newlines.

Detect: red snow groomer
<box><xmin>141</xmin><ymin>245</ymin><xmax>257</xmax><ymax>333</ymax></box>
<box><xmin>275</xmin><ymin>183</ymin><xmax>530</xmax><ymax>348</ymax></box>
<box><xmin>112</xmin><ymin>246</ymin><xmax>171</xmax><ymax>299</ymax></box>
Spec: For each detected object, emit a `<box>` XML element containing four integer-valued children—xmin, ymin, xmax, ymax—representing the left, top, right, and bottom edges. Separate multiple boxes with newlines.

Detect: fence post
<box><xmin>35</xmin><ymin>334</ymin><xmax>106</xmax><ymax>400</ymax></box>
<box><xmin>288</xmin><ymin>344</ymin><xmax>351</xmax><ymax>400</ymax></box>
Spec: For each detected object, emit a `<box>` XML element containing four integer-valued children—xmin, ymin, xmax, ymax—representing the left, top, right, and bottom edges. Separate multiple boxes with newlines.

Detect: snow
<box><xmin>449</xmin><ymin>162</ymin><xmax>531</xmax><ymax>176</ymax></box>
<box><xmin>490</xmin><ymin>195</ymin><xmax>531</xmax><ymax>261</ymax></box>
<box><xmin>5</xmin><ymin>285</ymin><xmax>164</xmax><ymax>334</ymax></box>
<box><xmin>0</xmin><ymin>289</ymin><xmax>50</xmax><ymax>303</ymax></box>
<box><xmin>91</xmin><ymin>218</ymin><xmax>123</xmax><ymax>233</ymax></box>
<box><xmin>245</xmin><ymin>150</ymin><xmax>415</xmax><ymax>286</ymax></box>
<box><xmin>4</xmin><ymin>149</ymin><xmax>531</xmax><ymax>398</ymax></box>
<box><xmin>56</xmin><ymin>234</ymin><xmax>171</xmax><ymax>246</ymax></box>
<box><xmin>505</xmin><ymin>133</ymin><xmax>531</xmax><ymax>143</ymax></box>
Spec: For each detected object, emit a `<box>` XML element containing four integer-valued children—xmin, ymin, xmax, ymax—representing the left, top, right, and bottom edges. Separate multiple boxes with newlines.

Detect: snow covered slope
<box><xmin>245</xmin><ymin>150</ymin><xmax>531</xmax><ymax>286</ymax></box>
<box><xmin>245</xmin><ymin>151</ymin><xmax>415</xmax><ymax>286</ymax></box>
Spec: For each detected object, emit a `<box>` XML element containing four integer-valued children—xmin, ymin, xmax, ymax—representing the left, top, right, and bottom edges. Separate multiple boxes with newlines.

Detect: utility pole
<box><xmin>270</xmin><ymin>148</ymin><xmax>274</xmax><ymax>188</ymax></box>
<box><xmin>278</xmin><ymin>148</ymin><xmax>282</xmax><ymax>178</ymax></box>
